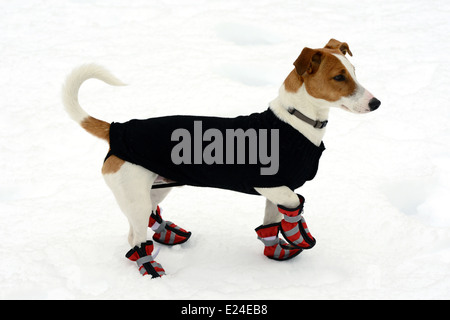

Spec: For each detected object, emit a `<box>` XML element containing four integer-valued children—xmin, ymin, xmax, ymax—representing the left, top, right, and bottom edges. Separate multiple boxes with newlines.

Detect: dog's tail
<box><xmin>62</xmin><ymin>64</ymin><xmax>126</xmax><ymax>142</ymax></box>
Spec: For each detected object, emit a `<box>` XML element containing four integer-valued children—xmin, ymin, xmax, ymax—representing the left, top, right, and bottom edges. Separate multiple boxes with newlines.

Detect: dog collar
<box><xmin>288</xmin><ymin>108</ymin><xmax>328</xmax><ymax>129</ymax></box>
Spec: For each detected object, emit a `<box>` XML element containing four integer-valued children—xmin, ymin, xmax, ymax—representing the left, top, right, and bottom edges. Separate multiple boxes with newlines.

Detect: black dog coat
<box><xmin>107</xmin><ymin>108</ymin><xmax>325</xmax><ymax>195</ymax></box>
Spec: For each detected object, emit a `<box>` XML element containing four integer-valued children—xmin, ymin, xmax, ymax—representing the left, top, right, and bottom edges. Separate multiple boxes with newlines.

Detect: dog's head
<box><xmin>290</xmin><ymin>39</ymin><xmax>380</xmax><ymax>113</ymax></box>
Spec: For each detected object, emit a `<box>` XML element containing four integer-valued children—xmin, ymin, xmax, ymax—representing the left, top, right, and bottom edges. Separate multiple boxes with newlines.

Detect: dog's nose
<box><xmin>369</xmin><ymin>97</ymin><xmax>381</xmax><ymax>111</ymax></box>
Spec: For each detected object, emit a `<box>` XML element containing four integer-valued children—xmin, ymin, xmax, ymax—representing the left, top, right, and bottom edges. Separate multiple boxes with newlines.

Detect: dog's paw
<box><xmin>278</xmin><ymin>195</ymin><xmax>316</xmax><ymax>249</ymax></box>
<box><xmin>149</xmin><ymin>206</ymin><xmax>192</xmax><ymax>246</ymax></box>
<box><xmin>126</xmin><ymin>241</ymin><xmax>165</xmax><ymax>278</ymax></box>
<box><xmin>255</xmin><ymin>223</ymin><xmax>302</xmax><ymax>261</ymax></box>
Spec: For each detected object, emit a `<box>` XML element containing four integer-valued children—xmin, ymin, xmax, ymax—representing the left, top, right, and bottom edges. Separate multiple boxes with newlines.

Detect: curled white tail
<box><xmin>62</xmin><ymin>63</ymin><xmax>126</xmax><ymax>125</ymax></box>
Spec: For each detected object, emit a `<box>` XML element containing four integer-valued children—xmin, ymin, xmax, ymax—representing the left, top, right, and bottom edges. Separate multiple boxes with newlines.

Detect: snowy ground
<box><xmin>1</xmin><ymin>0</ymin><xmax>450</xmax><ymax>300</ymax></box>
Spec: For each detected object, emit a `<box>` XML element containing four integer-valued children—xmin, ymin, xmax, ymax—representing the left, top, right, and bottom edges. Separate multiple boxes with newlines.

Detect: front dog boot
<box><xmin>255</xmin><ymin>223</ymin><xmax>302</xmax><ymax>261</ymax></box>
<box><xmin>125</xmin><ymin>240</ymin><xmax>165</xmax><ymax>278</ymax></box>
<box><xmin>149</xmin><ymin>206</ymin><xmax>192</xmax><ymax>245</ymax></box>
<box><xmin>278</xmin><ymin>194</ymin><xmax>316</xmax><ymax>249</ymax></box>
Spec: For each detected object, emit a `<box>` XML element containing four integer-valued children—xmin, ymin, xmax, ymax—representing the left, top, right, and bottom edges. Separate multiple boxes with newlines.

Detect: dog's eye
<box><xmin>333</xmin><ymin>75</ymin><xmax>346</xmax><ymax>81</ymax></box>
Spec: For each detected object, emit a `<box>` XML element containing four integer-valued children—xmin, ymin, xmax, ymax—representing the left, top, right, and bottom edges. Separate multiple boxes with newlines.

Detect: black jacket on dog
<box><xmin>107</xmin><ymin>108</ymin><xmax>325</xmax><ymax>195</ymax></box>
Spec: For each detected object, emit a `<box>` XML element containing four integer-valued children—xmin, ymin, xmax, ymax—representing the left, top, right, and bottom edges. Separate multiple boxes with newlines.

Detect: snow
<box><xmin>1</xmin><ymin>0</ymin><xmax>450</xmax><ymax>300</ymax></box>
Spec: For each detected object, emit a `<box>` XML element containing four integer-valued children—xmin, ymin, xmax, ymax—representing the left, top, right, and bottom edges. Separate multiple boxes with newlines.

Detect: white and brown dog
<box><xmin>63</xmin><ymin>39</ymin><xmax>380</xmax><ymax>277</ymax></box>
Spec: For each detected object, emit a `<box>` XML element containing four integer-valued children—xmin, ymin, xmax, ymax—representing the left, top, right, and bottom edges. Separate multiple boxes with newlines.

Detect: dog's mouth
<box><xmin>340</xmin><ymin>104</ymin><xmax>351</xmax><ymax>112</ymax></box>
<box><xmin>340</xmin><ymin>104</ymin><xmax>372</xmax><ymax>114</ymax></box>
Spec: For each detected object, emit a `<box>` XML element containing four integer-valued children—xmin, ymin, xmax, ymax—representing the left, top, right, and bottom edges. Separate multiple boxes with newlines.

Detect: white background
<box><xmin>1</xmin><ymin>0</ymin><xmax>449</xmax><ymax>299</ymax></box>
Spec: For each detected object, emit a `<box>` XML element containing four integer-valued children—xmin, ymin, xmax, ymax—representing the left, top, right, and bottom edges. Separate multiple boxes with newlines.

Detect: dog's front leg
<box><xmin>263</xmin><ymin>199</ymin><xmax>281</xmax><ymax>225</ymax></box>
<box><xmin>255</xmin><ymin>186</ymin><xmax>301</xmax><ymax>218</ymax></box>
<box><xmin>254</xmin><ymin>186</ymin><xmax>316</xmax><ymax>260</ymax></box>
<box><xmin>252</xmin><ymin>186</ymin><xmax>301</xmax><ymax>260</ymax></box>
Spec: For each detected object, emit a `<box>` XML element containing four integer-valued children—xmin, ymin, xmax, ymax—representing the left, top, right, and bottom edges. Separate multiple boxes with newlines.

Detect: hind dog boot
<box><xmin>255</xmin><ymin>223</ymin><xmax>302</xmax><ymax>261</ymax></box>
<box><xmin>126</xmin><ymin>240</ymin><xmax>165</xmax><ymax>278</ymax></box>
<box><xmin>149</xmin><ymin>206</ymin><xmax>192</xmax><ymax>246</ymax></box>
<box><xmin>278</xmin><ymin>194</ymin><xmax>316</xmax><ymax>249</ymax></box>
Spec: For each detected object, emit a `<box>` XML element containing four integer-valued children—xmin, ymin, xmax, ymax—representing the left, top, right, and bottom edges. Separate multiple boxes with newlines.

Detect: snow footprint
<box><xmin>383</xmin><ymin>178</ymin><xmax>435</xmax><ymax>217</ymax></box>
<box><xmin>383</xmin><ymin>162</ymin><xmax>450</xmax><ymax>227</ymax></box>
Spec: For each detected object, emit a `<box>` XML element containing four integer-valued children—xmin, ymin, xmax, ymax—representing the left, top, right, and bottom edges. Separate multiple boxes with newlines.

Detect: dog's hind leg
<box><xmin>150</xmin><ymin>188</ymin><xmax>172</xmax><ymax>211</ymax></box>
<box><xmin>149</xmin><ymin>187</ymin><xmax>192</xmax><ymax>246</ymax></box>
<box><xmin>103</xmin><ymin>160</ymin><xmax>157</xmax><ymax>247</ymax></box>
<box><xmin>103</xmin><ymin>159</ymin><xmax>165</xmax><ymax>277</ymax></box>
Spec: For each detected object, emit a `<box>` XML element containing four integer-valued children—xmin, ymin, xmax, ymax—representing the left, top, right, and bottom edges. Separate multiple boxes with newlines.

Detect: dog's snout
<box><xmin>369</xmin><ymin>97</ymin><xmax>381</xmax><ymax>111</ymax></box>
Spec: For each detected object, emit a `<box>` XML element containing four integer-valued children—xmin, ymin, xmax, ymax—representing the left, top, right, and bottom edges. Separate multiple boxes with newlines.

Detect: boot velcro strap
<box><xmin>283</xmin><ymin>210</ymin><xmax>303</xmax><ymax>223</ymax></box>
<box><xmin>257</xmin><ymin>236</ymin><xmax>279</xmax><ymax>247</ymax></box>
<box><xmin>138</xmin><ymin>260</ymin><xmax>164</xmax><ymax>277</ymax></box>
<box><xmin>136</xmin><ymin>255</ymin><xmax>155</xmax><ymax>266</ymax></box>
<box><xmin>146</xmin><ymin>261</ymin><xmax>164</xmax><ymax>277</ymax></box>
<box><xmin>152</xmin><ymin>219</ymin><xmax>167</xmax><ymax>233</ymax></box>
<box><xmin>126</xmin><ymin>241</ymin><xmax>165</xmax><ymax>278</ymax></box>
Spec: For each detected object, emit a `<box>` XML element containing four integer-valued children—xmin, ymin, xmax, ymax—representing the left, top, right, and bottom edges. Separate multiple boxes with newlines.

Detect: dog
<box><xmin>62</xmin><ymin>39</ymin><xmax>380</xmax><ymax>277</ymax></box>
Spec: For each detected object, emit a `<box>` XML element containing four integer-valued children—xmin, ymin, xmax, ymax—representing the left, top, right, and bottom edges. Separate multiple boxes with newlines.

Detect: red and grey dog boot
<box><xmin>255</xmin><ymin>223</ymin><xmax>302</xmax><ymax>261</ymax></box>
<box><xmin>148</xmin><ymin>206</ymin><xmax>192</xmax><ymax>246</ymax></box>
<box><xmin>126</xmin><ymin>240</ymin><xmax>165</xmax><ymax>278</ymax></box>
<box><xmin>278</xmin><ymin>194</ymin><xmax>316</xmax><ymax>249</ymax></box>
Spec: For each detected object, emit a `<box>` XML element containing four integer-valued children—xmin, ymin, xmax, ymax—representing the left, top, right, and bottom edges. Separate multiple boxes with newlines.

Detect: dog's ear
<box><xmin>293</xmin><ymin>48</ymin><xmax>323</xmax><ymax>76</ymax></box>
<box><xmin>324</xmin><ymin>38</ymin><xmax>353</xmax><ymax>56</ymax></box>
